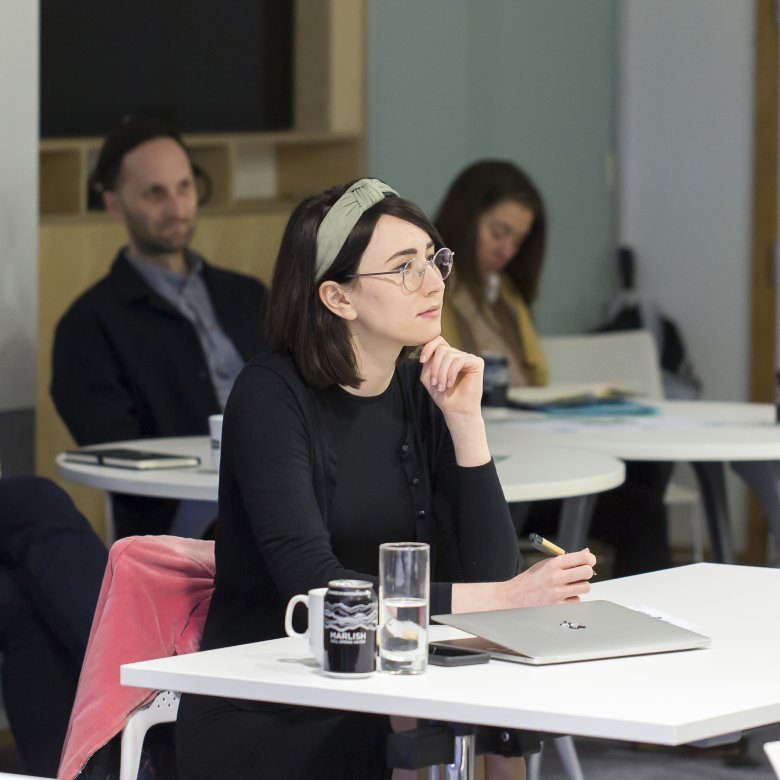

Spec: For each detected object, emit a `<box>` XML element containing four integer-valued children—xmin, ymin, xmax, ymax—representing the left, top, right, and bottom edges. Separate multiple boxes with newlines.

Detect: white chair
<box><xmin>119</xmin><ymin>690</ymin><xmax>180</xmax><ymax>780</ymax></box>
<box><xmin>766</xmin><ymin>740</ymin><xmax>780</xmax><ymax>777</ymax></box>
<box><xmin>58</xmin><ymin>536</ymin><xmax>215</xmax><ymax>780</ymax></box>
<box><xmin>541</xmin><ymin>330</ymin><xmax>703</xmax><ymax>561</ymax></box>
<box><xmin>541</xmin><ymin>330</ymin><xmax>665</xmax><ymax>399</ymax></box>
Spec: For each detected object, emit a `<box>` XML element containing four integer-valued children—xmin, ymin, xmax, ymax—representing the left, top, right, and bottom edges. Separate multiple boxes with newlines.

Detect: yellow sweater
<box><xmin>440</xmin><ymin>276</ymin><xmax>549</xmax><ymax>387</ymax></box>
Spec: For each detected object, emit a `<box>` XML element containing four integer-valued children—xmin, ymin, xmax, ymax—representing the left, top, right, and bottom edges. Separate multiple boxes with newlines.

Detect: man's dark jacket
<box><xmin>51</xmin><ymin>250</ymin><xmax>268</xmax><ymax>446</ymax></box>
<box><xmin>50</xmin><ymin>251</ymin><xmax>268</xmax><ymax>536</ymax></box>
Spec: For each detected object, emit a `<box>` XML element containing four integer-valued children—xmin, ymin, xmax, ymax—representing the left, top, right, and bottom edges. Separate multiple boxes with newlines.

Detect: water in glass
<box><xmin>379</xmin><ymin>596</ymin><xmax>428</xmax><ymax>673</ymax></box>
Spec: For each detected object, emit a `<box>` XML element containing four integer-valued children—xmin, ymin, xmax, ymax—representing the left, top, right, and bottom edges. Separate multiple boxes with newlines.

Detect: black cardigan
<box><xmin>201</xmin><ymin>352</ymin><xmax>521</xmax><ymax>652</ymax></box>
<box><xmin>51</xmin><ymin>250</ymin><xmax>268</xmax><ymax>445</ymax></box>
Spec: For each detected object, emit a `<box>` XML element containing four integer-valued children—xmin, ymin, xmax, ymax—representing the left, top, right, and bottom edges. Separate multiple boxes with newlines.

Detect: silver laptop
<box><xmin>432</xmin><ymin>600</ymin><xmax>710</xmax><ymax>665</ymax></box>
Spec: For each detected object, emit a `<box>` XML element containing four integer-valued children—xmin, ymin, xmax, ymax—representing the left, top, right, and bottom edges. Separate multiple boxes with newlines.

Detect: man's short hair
<box><xmin>91</xmin><ymin>116</ymin><xmax>190</xmax><ymax>194</ymax></box>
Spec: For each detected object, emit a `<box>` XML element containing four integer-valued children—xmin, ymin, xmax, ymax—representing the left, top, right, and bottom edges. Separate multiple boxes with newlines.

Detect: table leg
<box><xmin>104</xmin><ymin>493</ymin><xmax>116</xmax><ymax>545</ymax></box>
<box><xmin>558</xmin><ymin>494</ymin><xmax>597</xmax><ymax>551</ymax></box>
<box><xmin>730</xmin><ymin>461</ymin><xmax>780</xmax><ymax>563</ymax></box>
<box><xmin>426</xmin><ymin>734</ymin><xmax>476</xmax><ymax>780</ymax></box>
<box><xmin>691</xmin><ymin>462</ymin><xmax>734</xmax><ymax>564</ymax></box>
<box><xmin>389</xmin><ymin>721</ymin><xmax>476</xmax><ymax>779</ymax></box>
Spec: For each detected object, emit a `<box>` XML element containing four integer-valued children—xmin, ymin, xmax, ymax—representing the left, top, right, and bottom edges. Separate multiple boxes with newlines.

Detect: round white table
<box><xmin>57</xmin><ymin>435</ymin><xmax>625</xmax><ymax>550</ymax></box>
<box><xmin>486</xmin><ymin>400</ymin><xmax>778</xmax><ymax>461</ymax></box>
<box><xmin>485</xmin><ymin>400</ymin><xmax>780</xmax><ymax>563</ymax></box>
<box><xmin>57</xmin><ymin>437</ymin><xmax>218</xmax><ymax>502</ymax></box>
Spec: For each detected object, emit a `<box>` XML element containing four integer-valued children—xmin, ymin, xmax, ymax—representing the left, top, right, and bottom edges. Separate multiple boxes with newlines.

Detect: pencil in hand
<box><xmin>528</xmin><ymin>533</ymin><xmax>597</xmax><ymax>577</ymax></box>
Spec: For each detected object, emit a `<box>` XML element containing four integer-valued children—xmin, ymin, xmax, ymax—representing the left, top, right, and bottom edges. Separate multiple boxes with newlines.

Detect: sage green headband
<box><xmin>315</xmin><ymin>178</ymin><xmax>399</xmax><ymax>282</ymax></box>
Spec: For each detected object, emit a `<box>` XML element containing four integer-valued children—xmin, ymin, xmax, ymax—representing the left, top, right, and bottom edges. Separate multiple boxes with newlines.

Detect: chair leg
<box><xmin>119</xmin><ymin>690</ymin><xmax>180</xmax><ymax>780</ymax></box>
<box><xmin>691</xmin><ymin>462</ymin><xmax>734</xmax><ymax>563</ymax></box>
<box><xmin>526</xmin><ymin>737</ymin><xmax>585</xmax><ymax>780</ymax></box>
<box><xmin>554</xmin><ymin>736</ymin><xmax>585</xmax><ymax>780</ymax></box>
<box><xmin>526</xmin><ymin>741</ymin><xmax>543</xmax><ymax>780</ymax></box>
<box><xmin>690</xmin><ymin>500</ymin><xmax>705</xmax><ymax>563</ymax></box>
<box><xmin>105</xmin><ymin>493</ymin><xmax>117</xmax><ymax>546</ymax></box>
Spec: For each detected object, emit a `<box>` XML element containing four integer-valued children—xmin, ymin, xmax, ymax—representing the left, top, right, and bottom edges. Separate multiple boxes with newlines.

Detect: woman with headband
<box><xmin>175</xmin><ymin>180</ymin><xmax>596</xmax><ymax>779</ymax></box>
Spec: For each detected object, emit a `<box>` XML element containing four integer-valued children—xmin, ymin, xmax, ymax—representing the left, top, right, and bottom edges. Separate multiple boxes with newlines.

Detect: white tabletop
<box><xmin>57</xmin><ymin>435</ymin><xmax>625</xmax><ymax>504</ymax></box>
<box><xmin>122</xmin><ymin>563</ymin><xmax>780</xmax><ymax>746</ymax></box>
<box><xmin>484</xmin><ymin>399</ymin><xmax>780</xmax><ymax>462</ymax></box>
<box><xmin>56</xmin><ymin>437</ymin><xmax>218</xmax><ymax>502</ymax></box>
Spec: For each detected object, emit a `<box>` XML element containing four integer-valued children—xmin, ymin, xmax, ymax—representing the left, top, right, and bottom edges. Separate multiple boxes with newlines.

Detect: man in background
<box><xmin>51</xmin><ymin>116</ymin><xmax>268</xmax><ymax>537</ymax></box>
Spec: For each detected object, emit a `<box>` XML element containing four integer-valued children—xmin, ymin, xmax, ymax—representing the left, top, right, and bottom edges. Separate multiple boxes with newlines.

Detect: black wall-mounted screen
<box><xmin>40</xmin><ymin>1</ymin><xmax>293</xmax><ymax>137</ymax></box>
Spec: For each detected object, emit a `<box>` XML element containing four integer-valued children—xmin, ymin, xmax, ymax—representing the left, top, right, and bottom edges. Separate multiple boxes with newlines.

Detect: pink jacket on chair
<box><xmin>58</xmin><ymin>535</ymin><xmax>216</xmax><ymax>780</ymax></box>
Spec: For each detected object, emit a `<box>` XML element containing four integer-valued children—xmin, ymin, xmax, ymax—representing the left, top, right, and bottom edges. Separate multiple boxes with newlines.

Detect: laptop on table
<box><xmin>432</xmin><ymin>600</ymin><xmax>710</xmax><ymax>666</ymax></box>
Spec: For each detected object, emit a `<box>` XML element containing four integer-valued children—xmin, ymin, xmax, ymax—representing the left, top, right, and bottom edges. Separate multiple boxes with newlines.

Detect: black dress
<box><xmin>176</xmin><ymin>353</ymin><xmax>521</xmax><ymax>780</ymax></box>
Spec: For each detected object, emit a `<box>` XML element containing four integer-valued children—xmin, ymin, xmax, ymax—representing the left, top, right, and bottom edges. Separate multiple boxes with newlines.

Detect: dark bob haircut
<box><xmin>434</xmin><ymin>160</ymin><xmax>547</xmax><ymax>307</ymax></box>
<box><xmin>266</xmin><ymin>180</ymin><xmax>444</xmax><ymax>389</ymax></box>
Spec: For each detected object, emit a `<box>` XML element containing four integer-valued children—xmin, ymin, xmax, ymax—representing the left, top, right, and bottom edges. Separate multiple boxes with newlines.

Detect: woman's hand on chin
<box><xmin>419</xmin><ymin>336</ymin><xmax>484</xmax><ymax>418</ymax></box>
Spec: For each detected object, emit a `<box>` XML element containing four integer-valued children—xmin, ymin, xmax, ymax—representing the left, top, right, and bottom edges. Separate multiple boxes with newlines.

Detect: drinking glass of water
<box><xmin>378</xmin><ymin>542</ymin><xmax>430</xmax><ymax>674</ymax></box>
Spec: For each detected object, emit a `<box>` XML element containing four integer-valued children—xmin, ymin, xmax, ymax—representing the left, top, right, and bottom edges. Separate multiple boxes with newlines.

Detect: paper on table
<box><xmin>499</xmin><ymin>415</ymin><xmax>706</xmax><ymax>434</ymax></box>
<box><xmin>541</xmin><ymin>401</ymin><xmax>657</xmax><ymax>417</ymax></box>
<box><xmin>507</xmin><ymin>383</ymin><xmax>635</xmax><ymax>405</ymax></box>
<box><xmin>629</xmin><ymin>604</ymin><xmax>704</xmax><ymax>634</ymax></box>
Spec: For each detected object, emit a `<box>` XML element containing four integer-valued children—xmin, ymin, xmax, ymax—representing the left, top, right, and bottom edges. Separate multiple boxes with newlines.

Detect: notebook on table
<box><xmin>64</xmin><ymin>448</ymin><xmax>200</xmax><ymax>470</ymax></box>
<box><xmin>506</xmin><ymin>384</ymin><xmax>656</xmax><ymax>416</ymax></box>
<box><xmin>432</xmin><ymin>600</ymin><xmax>710</xmax><ymax>666</ymax></box>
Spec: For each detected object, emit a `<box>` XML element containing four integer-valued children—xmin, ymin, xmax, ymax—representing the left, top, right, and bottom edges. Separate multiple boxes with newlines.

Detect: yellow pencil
<box><xmin>528</xmin><ymin>533</ymin><xmax>565</xmax><ymax>556</ymax></box>
<box><xmin>527</xmin><ymin>533</ymin><xmax>597</xmax><ymax>576</ymax></box>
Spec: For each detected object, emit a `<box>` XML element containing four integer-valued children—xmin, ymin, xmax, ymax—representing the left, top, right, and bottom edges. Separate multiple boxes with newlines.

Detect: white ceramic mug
<box><xmin>208</xmin><ymin>414</ymin><xmax>223</xmax><ymax>472</ymax></box>
<box><xmin>284</xmin><ymin>587</ymin><xmax>327</xmax><ymax>666</ymax></box>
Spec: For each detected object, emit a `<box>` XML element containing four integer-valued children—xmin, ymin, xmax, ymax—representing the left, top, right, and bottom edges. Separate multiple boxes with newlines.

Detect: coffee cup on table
<box><xmin>208</xmin><ymin>414</ymin><xmax>223</xmax><ymax>472</ymax></box>
<box><xmin>284</xmin><ymin>587</ymin><xmax>327</xmax><ymax>666</ymax></box>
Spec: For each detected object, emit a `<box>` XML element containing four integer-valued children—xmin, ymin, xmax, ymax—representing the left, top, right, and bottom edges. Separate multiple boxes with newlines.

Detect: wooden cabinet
<box><xmin>39</xmin><ymin>130</ymin><xmax>364</xmax><ymax>216</ymax></box>
<box><xmin>36</xmin><ymin>0</ymin><xmax>366</xmax><ymax>538</ymax></box>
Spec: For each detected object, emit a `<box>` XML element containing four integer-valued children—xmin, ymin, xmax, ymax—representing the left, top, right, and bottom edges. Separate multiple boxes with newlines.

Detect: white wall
<box><xmin>618</xmin><ymin>0</ymin><xmax>754</xmax><ymax>403</ymax></box>
<box><xmin>618</xmin><ymin>0</ymin><xmax>755</xmax><ymax>549</ymax></box>
<box><xmin>0</xmin><ymin>0</ymin><xmax>38</xmax><ymax>412</ymax></box>
<box><xmin>367</xmin><ymin>0</ymin><xmax>618</xmax><ymax>335</ymax></box>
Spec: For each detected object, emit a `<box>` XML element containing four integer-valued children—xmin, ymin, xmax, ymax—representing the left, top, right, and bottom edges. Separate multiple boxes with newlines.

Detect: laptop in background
<box><xmin>432</xmin><ymin>600</ymin><xmax>710</xmax><ymax>665</ymax></box>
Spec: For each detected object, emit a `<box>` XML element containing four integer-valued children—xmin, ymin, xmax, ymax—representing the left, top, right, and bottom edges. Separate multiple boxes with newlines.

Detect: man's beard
<box><xmin>126</xmin><ymin>213</ymin><xmax>196</xmax><ymax>257</ymax></box>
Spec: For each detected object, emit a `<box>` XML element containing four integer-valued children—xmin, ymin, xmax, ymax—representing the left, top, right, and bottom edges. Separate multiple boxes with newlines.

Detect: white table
<box><xmin>486</xmin><ymin>400</ymin><xmax>777</xmax><ymax>460</ymax></box>
<box><xmin>56</xmin><ymin>437</ymin><xmax>218</xmax><ymax>502</ymax></box>
<box><xmin>57</xmin><ymin>435</ymin><xmax>625</xmax><ymax>549</ymax></box>
<box><xmin>122</xmin><ymin>563</ymin><xmax>780</xmax><ymax>777</ymax></box>
<box><xmin>485</xmin><ymin>400</ymin><xmax>780</xmax><ymax>563</ymax></box>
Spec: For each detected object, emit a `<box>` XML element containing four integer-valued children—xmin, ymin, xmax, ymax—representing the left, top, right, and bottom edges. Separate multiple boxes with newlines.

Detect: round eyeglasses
<box><xmin>347</xmin><ymin>247</ymin><xmax>454</xmax><ymax>292</ymax></box>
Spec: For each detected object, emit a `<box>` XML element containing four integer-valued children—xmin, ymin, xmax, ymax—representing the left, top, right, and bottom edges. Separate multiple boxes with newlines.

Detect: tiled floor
<box><xmin>2</xmin><ymin>730</ymin><xmax>779</xmax><ymax>778</ymax></box>
<box><xmin>541</xmin><ymin>730</ymin><xmax>780</xmax><ymax>779</ymax></box>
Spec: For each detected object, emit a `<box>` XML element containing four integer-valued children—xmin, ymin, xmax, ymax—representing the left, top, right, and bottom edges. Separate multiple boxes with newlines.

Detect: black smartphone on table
<box><xmin>428</xmin><ymin>642</ymin><xmax>490</xmax><ymax>666</ymax></box>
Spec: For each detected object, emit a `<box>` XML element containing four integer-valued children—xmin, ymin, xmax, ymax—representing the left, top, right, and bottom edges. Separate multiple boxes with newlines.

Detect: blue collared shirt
<box><xmin>126</xmin><ymin>250</ymin><xmax>245</xmax><ymax>409</ymax></box>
